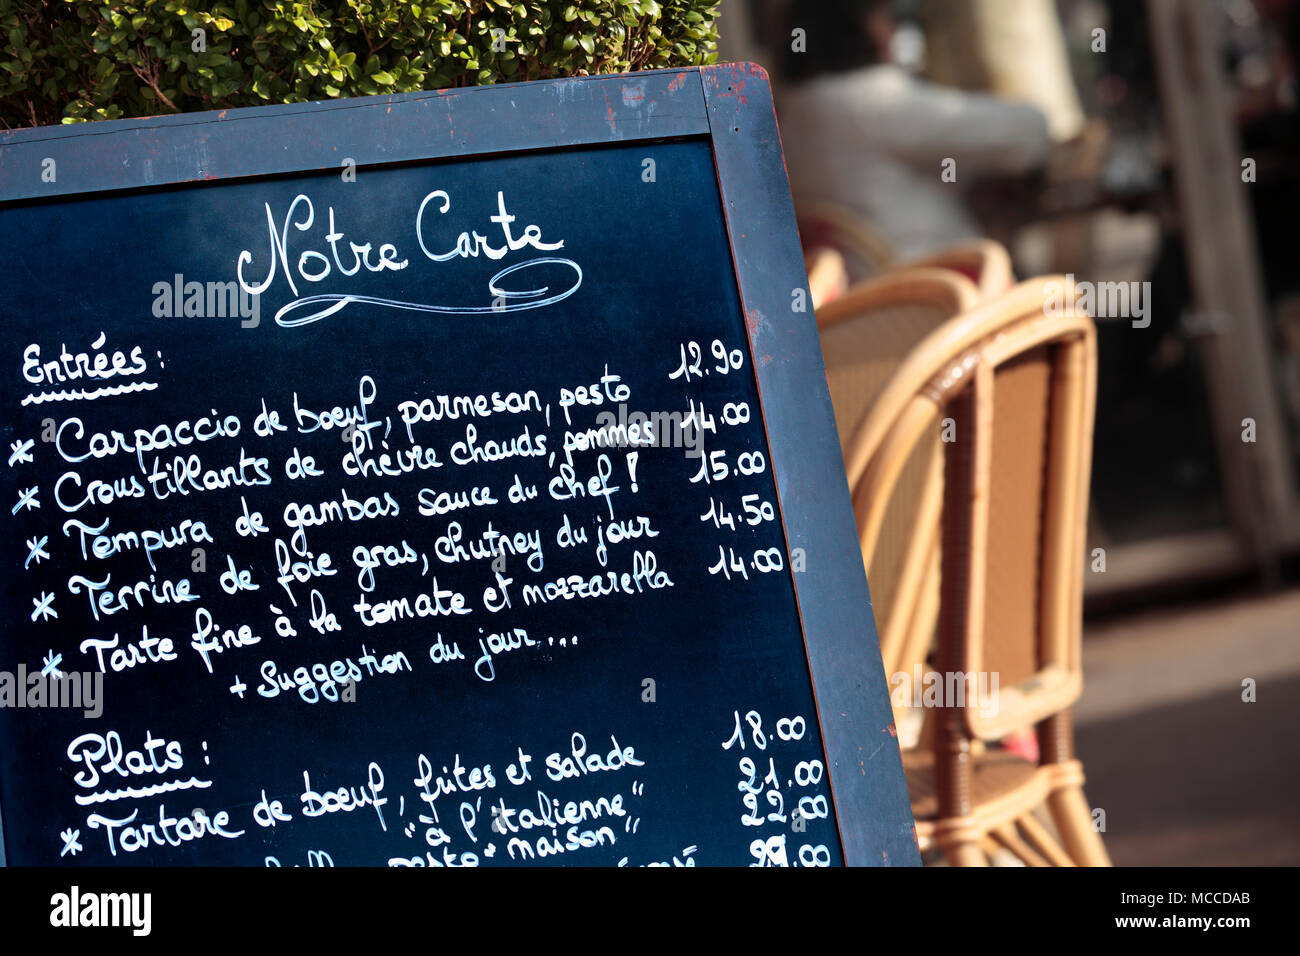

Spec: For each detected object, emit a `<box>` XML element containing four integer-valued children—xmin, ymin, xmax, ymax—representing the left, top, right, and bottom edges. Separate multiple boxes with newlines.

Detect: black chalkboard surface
<box><xmin>0</xmin><ymin>65</ymin><xmax>917</xmax><ymax>866</ymax></box>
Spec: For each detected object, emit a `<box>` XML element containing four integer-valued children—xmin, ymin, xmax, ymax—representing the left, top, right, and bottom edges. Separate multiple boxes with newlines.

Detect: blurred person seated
<box><xmin>776</xmin><ymin>0</ymin><xmax>1052</xmax><ymax>262</ymax></box>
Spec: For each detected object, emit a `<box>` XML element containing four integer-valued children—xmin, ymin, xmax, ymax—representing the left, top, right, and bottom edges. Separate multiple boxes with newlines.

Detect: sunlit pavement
<box><xmin>1076</xmin><ymin>589</ymin><xmax>1300</xmax><ymax>865</ymax></box>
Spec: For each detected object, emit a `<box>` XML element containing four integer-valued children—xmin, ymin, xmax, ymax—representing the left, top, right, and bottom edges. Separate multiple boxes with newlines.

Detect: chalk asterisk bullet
<box><xmin>7</xmin><ymin>438</ymin><xmax>34</xmax><ymax>466</ymax></box>
<box><xmin>31</xmin><ymin>591</ymin><xmax>57</xmax><ymax>623</ymax></box>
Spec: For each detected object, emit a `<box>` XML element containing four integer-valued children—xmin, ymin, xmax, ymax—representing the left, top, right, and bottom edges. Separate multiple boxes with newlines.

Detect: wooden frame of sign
<box><xmin>0</xmin><ymin>64</ymin><xmax>917</xmax><ymax>867</ymax></box>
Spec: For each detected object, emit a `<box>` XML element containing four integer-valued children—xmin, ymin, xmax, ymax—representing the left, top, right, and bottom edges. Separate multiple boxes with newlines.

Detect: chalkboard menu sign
<box><xmin>0</xmin><ymin>65</ymin><xmax>916</xmax><ymax>866</ymax></box>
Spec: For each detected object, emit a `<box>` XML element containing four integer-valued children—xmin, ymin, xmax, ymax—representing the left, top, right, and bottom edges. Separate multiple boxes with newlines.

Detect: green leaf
<box><xmin>0</xmin><ymin>0</ymin><xmax>720</xmax><ymax>126</ymax></box>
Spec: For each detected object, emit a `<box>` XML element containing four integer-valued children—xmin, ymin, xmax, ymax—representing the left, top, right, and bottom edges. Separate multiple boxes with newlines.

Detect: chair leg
<box><xmin>1018</xmin><ymin>810</ymin><xmax>1076</xmax><ymax>866</ymax></box>
<box><xmin>977</xmin><ymin>835</ymin><xmax>1002</xmax><ymax>860</ymax></box>
<box><xmin>993</xmin><ymin>822</ymin><xmax>1050</xmax><ymax>866</ymax></box>
<box><xmin>1038</xmin><ymin>712</ymin><xmax>1111</xmax><ymax>865</ymax></box>
<box><xmin>941</xmin><ymin>840</ymin><xmax>989</xmax><ymax>867</ymax></box>
<box><xmin>1047</xmin><ymin>784</ymin><xmax>1111</xmax><ymax>866</ymax></box>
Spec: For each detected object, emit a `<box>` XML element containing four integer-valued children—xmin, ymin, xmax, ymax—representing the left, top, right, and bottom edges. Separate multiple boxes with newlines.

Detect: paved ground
<box><xmin>1076</xmin><ymin>588</ymin><xmax>1300</xmax><ymax>865</ymax></box>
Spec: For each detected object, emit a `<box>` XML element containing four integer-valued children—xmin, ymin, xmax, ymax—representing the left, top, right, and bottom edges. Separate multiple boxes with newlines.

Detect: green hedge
<box><xmin>0</xmin><ymin>0</ymin><xmax>719</xmax><ymax>128</ymax></box>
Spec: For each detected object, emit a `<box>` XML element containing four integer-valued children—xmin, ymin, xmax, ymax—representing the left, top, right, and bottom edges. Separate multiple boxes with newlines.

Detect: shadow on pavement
<box><xmin>1076</xmin><ymin>671</ymin><xmax>1300</xmax><ymax>865</ymax></box>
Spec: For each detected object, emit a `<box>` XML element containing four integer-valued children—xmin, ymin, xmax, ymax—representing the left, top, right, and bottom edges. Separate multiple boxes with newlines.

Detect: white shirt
<box><xmin>778</xmin><ymin>65</ymin><xmax>1051</xmax><ymax>261</ymax></box>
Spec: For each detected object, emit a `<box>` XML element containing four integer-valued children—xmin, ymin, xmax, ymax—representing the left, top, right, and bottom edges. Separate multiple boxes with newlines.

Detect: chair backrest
<box><xmin>846</xmin><ymin>277</ymin><xmax>1096</xmax><ymax>741</ymax></box>
<box><xmin>796</xmin><ymin>200</ymin><xmax>897</xmax><ymax>282</ymax></box>
<box><xmin>903</xmin><ymin>239</ymin><xmax>1015</xmax><ymax>301</ymax></box>
<box><xmin>816</xmin><ymin>269</ymin><xmax>979</xmax><ymax>653</ymax></box>
<box><xmin>817</xmin><ymin>268</ymin><xmax>979</xmax><ymax>445</ymax></box>
<box><xmin>804</xmin><ymin>246</ymin><xmax>849</xmax><ymax>310</ymax></box>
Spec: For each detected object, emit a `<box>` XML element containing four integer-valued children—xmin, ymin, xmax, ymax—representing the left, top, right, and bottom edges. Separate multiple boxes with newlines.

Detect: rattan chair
<box><xmin>795</xmin><ymin>198</ymin><xmax>1013</xmax><ymax>301</ymax></box>
<box><xmin>805</xmin><ymin>246</ymin><xmax>849</xmax><ymax>310</ymax></box>
<box><xmin>844</xmin><ymin>277</ymin><xmax>1109</xmax><ymax>866</ymax></box>
<box><xmin>816</xmin><ymin>269</ymin><xmax>979</xmax><ymax>749</ymax></box>
<box><xmin>817</xmin><ymin>267</ymin><xmax>980</xmax><ymax>442</ymax></box>
<box><xmin>796</xmin><ymin>200</ymin><xmax>897</xmax><ymax>282</ymax></box>
<box><xmin>903</xmin><ymin>239</ymin><xmax>1015</xmax><ymax>301</ymax></box>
